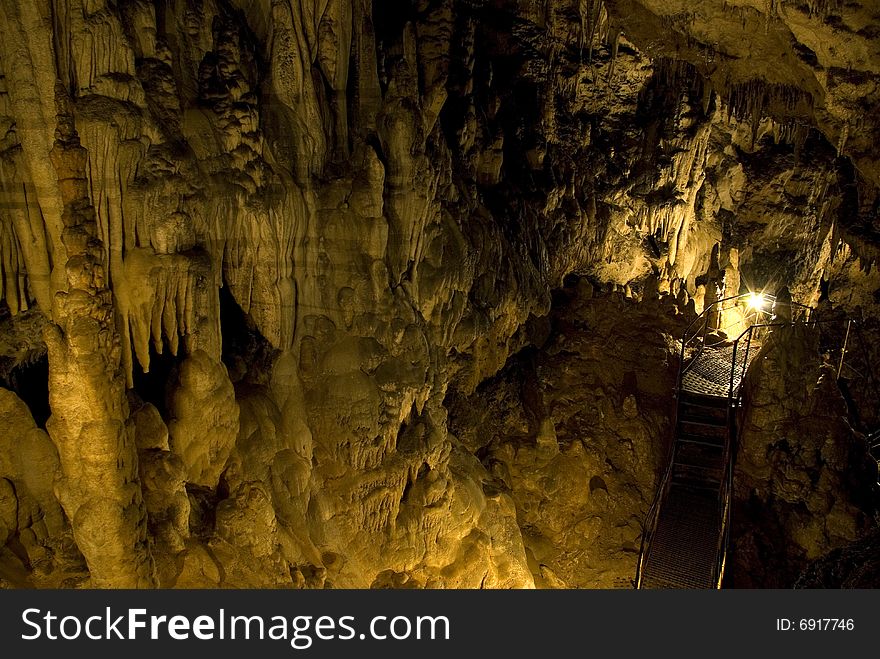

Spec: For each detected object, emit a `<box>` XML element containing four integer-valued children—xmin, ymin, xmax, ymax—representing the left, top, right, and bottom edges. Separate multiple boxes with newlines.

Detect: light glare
<box><xmin>747</xmin><ymin>292</ymin><xmax>766</xmax><ymax>311</ymax></box>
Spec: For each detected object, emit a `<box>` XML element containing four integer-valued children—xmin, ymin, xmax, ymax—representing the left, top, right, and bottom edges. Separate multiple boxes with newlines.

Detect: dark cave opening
<box><xmin>219</xmin><ymin>283</ymin><xmax>278</xmax><ymax>387</ymax></box>
<box><xmin>127</xmin><ymin>284</ymin><xmax>279</xmax><ymax>418</ymax></box>
<box><xmin>1</xmin><ymin>354</ymin><xmax>50</xmax><ymax>428</ymax></box>
<box><xmin>372</xmin><ymin>0</ymin><xmax>417</xmax><ymax>94</ymax></box>
<box><xmin>131</xmin><ymin>344</ymin><xmax>182</xmax><ymax>421</ymax></box>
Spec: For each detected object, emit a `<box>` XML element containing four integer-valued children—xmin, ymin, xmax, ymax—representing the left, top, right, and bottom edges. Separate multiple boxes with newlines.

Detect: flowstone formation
<box><xmin>0</xmin><ymin>0</ymin><xmax>877</xmax><ymax>588</ymax></box>
<box><xmin>447</xmin><ymin>280</ymin><xmax>685</xmax><ymax>588</ymax></box>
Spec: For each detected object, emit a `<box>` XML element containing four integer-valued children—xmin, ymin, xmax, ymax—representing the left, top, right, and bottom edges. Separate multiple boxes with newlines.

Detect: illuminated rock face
<box><xmin>0</xmin><ymin>0</ymin><xmax>876</xmax><ymax>587</ymax></box>
<box><xmin>732</xmin><ymin>325</ymin><xmax>875</xmax><ymax>587</ymax></box>
<box><xmin>447</xmin><ymin>284</ymin><xmax>684</xmax><ymax>588</ymax></box>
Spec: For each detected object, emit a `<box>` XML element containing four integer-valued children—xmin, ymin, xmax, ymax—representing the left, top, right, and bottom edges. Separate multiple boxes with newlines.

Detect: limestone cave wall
<box><xmin>0</xmin><ymin>0</ymin><xmax>877</xmax><ymax>588</ymax></box>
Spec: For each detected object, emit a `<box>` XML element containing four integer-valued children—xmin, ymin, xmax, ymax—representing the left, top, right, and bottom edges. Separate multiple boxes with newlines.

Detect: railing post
<box><xmin>679</xmin><ymin>330</ymin><xmax>687</xmax><ymax>391</ymax></box>
<box><xmin>743</xmin><ymin>327</ymin><xmax>753</xmax><ymax>386</ymax></box>
<box><xmin>728</xmin><ymin>340</ymin><xmax>738</xmax><ymax>401</ymax></box>
<box><xmin>702</xmin><ymin>304</ymin><xmax>711</xmax><ymax>345</ymax></box>
<box><xmin>837</xmin><ymin>319</ymin><xmax>852</xmax><ymax>381</ymax></box>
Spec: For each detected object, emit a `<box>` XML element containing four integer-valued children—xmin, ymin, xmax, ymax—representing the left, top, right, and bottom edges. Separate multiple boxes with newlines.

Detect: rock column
<box><xmin>44</xmin><ymin>86</ymin><xmax>154</xmax><ymax>588</ymax></box>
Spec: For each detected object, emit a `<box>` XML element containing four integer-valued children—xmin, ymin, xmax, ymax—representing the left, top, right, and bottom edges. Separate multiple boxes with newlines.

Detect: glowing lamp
<box><xmin>747</xmin><ymin>292</ymin><xmax>767</xmax><ymax>311</ymax></box>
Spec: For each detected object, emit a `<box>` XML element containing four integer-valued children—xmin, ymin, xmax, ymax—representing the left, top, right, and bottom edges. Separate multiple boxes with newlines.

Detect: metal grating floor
<box><xmin>639</xmin><ymin>487</ymin><xmax>722</xmax><ymax>589</ymax></box>
<box><xmin>681</xmin><ymin>344</ymin><xmax>753</xmax><ymax>397</ymax></box>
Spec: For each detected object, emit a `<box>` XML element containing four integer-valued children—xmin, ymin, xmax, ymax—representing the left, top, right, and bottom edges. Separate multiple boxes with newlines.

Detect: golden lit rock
<box><xmin>0</xmin><ymin>0</ymin><xmax>876</xmax><ymax>589</ymax></box>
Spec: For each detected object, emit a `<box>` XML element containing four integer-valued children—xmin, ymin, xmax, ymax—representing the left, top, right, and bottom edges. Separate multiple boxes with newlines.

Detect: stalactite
<box><xmin>644</xmin><ymin>57</ymin><xmax>710</xmax><ymax>120</ymax></box>
<box><xmin>577</xmin><ymin>0</ymin><xmax>587</xmax><ymax>61</ymax></box>
<box><xmin>579</xmin><ymin>0</ymin><xmax>605</xmax><ymax>63</ymax></box>
<box><xmin>837</xmin><ymin>120</ymin><xmax>849</xmax><ymax>157</ymax></box>
<box><xmin>0</xmin><ymin>215</ymin><xmax>29</xmax><ymax>314</ymax></box>
<box><xmin>607</xmin><ymin>27</ymin><xmax>621</xmax><ymax>80</ymax></box>
<box><xmin>784</xmin><ymin>0</ymin><xmax>843</xmax><ymax>18</ymax></box>
<box><xmin>724</xmin><ymin>79</ymin><xmax>814</xmax><ymax>146</ymax></box>
<box><xmin>771</xmin><ymin>119</ymin><xmax>811</xmax><ymax>153</ymax></box>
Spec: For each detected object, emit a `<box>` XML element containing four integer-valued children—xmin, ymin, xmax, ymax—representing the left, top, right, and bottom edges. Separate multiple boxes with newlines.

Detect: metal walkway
<box><xmin>636</xmin><ymin>293</ymin><xmax>791</xmax><ymax>590</ymax></box>
<box><xmin>681</xmin><ymin>345</ymin><xmax>751</xmax><ymax>398</ymax></box>
<box><xmin>638</xmin><ymin>386</ymin><xmax>730</xmax><ymax>589</ymax></box>
<box><xmin>635</xmin><ymin>293</ymin><xmax>880</xmax><ymax>589</ymax></box>
<box><xmin>638</xmin><ymin>481</ymin><xmax>723</xmax><ymax>588</ymax></box>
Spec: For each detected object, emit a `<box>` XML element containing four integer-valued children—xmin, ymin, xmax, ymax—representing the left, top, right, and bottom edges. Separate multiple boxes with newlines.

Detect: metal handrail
<box><xmin>681</xmin><ymin>293</ymin><xmax>813</xmax><ymax>349</ymax></box>
<box><xmin>677</xmin><ymin>292</ymin><xmax>798</xmax><ymax>387</ymax></box>
<box><xmin>713</xmin><ymin>456</ymin><xmax>734</xmax><ymax>587</ymax></box>
<box><xmin>716</xmin><ymin>315</ymin><xmax>880</xmax><ymax>576</ymax></box>
<box><xmin>868</xmin><ymin>429</ymin><xmax>880</xmax><ymax>459</ymax></box>
<box><xmin>679</xmin><ymin>296</ymin><xmax>736</xmax><ymax>389</ymax></box>
<box><xmin>634</xmin><ymin>296</ymin><xmax>880</xmax><ymax>589</ymax></box>
<box><xmin>634</xmin><ymin>452</ymin><xmax>675</xmax><ymax>588</ymax></box>
<box><xmin>728</xmin><ymin>317</ymin><xmax>877</xmax><ymax>408</ymax></box>
<box><xmin>639</xmin><ymin>292</ymin><xmax>816</xmax><ymax>589</ymax></box>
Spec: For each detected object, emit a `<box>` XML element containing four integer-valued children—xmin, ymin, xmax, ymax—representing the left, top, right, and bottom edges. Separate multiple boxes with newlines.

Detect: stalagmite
<box><xmin>45</xmin><ymin>87</ymin><xmax>154</xmax><ymax>587</ymax></box>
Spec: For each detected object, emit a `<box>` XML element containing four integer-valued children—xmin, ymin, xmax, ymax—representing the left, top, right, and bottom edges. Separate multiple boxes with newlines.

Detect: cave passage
<box><xmin>639</xmin><ymin>293</ymin><xmax>880</xmax><ymax>589</ymax></box>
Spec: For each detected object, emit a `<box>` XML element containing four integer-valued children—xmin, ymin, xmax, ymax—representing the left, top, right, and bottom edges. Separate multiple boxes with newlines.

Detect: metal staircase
<box><xmin>638</xmin><ymin>388</ymin><xmax>729</xmax><ymax>588</ymax></box>
<box><xmin>636</xmin><ymin>293</ymin><xmax>808</xmax><ymax>589</ymax></box>
<box><xmin>636</xmin><ymin>359</ymin><xmax>737</xmax><ymax>588</ymax></box>
<box><xmin>636</xmin><ymin>292</ymin><xmax>879</xmax><ymax>589</ymax></box>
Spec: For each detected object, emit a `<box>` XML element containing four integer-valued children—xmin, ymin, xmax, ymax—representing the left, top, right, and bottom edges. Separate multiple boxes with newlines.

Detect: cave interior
<box><xmin>0</xmin><ymin>0</ymin><xmax>878</xmax><ymax>589</ymax></box>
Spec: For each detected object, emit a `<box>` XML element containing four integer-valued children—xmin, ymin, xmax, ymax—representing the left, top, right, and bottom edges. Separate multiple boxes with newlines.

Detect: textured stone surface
<box><xmin>167</xmin><ymin>351</ymin><xmax>240</xmax><ymax>488</ymax></box>
<box><xmin>0</xmin><ymin>0</ymin><xmax>876</xmax><ymax>588</ymax></box>
<box><xmin>796</xmin><ymin>527</ymin><xmax>880</xmax><ymax>588</ymax></box>
<box><xmin>448</xmin><ymin>283</ymin><xmax>684</xmax><ymax>587</ymax></box>
<box><xmin>0</xmin><ymin>389</ymin><xmax>65</xmax><ymax>578</ymax></box>
<box><xmin>731</xmin><ymin>325</ymin><xmax>875</xmax><ymax>587</ymax></box>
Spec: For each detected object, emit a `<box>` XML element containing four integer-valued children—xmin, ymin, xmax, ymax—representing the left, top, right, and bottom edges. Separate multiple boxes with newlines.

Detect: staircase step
<box><xmin>678</xmin><ymin>432</ymin><xmax>726</xmax><ymax>446</ymax></box>
<box><xmin>672</xmin><ymin>464</ymin><xmax>723</xmax><ymax>486</ymax></box>
<box><xmin>679</xmin><ymin>400</ymin><xmax>729</xmax><ymax>422</ymax></box>
<box><xmin>678</xmin><ymin>420</ymin><xmax>727</xmax><ymax>439</ymax></box>
<box><xmin>679</xmin><ymin>415</ymin><xmax>727</xmax><ymax>428</ymax></box>
<box><xmin>670</xmin><ymin>479</ymin><xmax>723</xmax><ymax>494</ymax></box>
<box><xmin>674</xmin><ymin>442</ymin><xmax>723</xmax><ymax>464</ymax></box>
<box><xmin>679</xmin><ymin>390</ymin><xmax>729</xmax><ymax>406</ymax></box>
<box><xmin>673</xmin><ymin>462</ymin><xmax>723</xmax><ymax>476</ymax></box>
<box><xmin>676</xmin><ymin>434</ymin><xmax>725</xmax><ymax>448</ymax></box>
<box><xmin>671</xmin><ymin>477</ymin><xmax>722</xmax><ymax>491</ymax></box>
